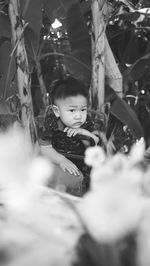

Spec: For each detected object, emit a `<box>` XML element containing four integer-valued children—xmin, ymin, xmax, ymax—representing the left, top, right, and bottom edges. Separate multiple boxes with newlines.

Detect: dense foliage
<box><xmin>0</xmin><ymin>0</ymin><xmax>150</xmax><ymax>149</ymax></box>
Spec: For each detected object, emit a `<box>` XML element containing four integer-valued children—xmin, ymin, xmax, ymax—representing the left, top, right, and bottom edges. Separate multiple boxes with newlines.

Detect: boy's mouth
<box><xmin>73</xmin><ymin>122</ymin><xmax>82</xmax><ymax>127</ymax></box>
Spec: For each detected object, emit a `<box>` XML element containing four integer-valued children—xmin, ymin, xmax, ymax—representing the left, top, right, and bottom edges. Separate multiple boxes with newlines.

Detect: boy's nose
<box><xmin>75</xmin><ymin>111</ymin><xmax>82</xmax><ymax>119</ymax></box>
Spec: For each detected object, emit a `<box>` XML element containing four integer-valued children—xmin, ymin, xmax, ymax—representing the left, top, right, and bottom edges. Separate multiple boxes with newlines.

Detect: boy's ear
<box><xmin>52</xmin><ymin>105</ymin><xmax>60</xmax><ymax>117</ymax></box>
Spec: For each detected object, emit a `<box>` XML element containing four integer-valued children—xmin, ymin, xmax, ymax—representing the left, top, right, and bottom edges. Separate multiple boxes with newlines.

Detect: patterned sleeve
<box><xmin>40</xmin><ymin>106</ymin><xmax>58</xmax><ymax>145</ymax></box>
<box><xmin>82</xmin><ymin>113</ymin><xmax>104</xmax><ymax>146</ymax></box>
<box><xmin>82</xmin><ymin>114</ymin><xmax>95</xmax><ymax>131</ymax></box>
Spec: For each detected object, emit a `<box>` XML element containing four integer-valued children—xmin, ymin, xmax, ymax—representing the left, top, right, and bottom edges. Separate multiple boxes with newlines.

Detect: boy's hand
<box><xmin>64</xmin><ymin>127</ymin><xmax>87</xmax><ymax>137</ymax></box>
<box><xmin>59</xmin><ymin>157</ymin><xmax>80</xmax><ymax>176</ymax></box>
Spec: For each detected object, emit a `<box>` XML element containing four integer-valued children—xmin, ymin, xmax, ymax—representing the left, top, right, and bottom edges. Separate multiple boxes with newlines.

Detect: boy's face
<box><xmin>53</xmin><ymin>95</ymin><xmax>88</xmax><ymax>128</ymax></box>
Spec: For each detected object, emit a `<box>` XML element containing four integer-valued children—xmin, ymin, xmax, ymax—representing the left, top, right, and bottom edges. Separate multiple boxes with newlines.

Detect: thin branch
<box><xmin>119</xmin><ymin>0</ymin><xmax>135</xmax><ymax>12</ymax></box>
<box><xmin>39</xmin><ymin>52</ymin><xmax>91</xmax><ymax>71</ymax></box>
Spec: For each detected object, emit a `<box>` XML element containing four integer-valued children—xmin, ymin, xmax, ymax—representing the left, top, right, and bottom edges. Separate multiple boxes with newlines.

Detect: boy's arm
<box><xmin>80</xmin><ymin>129</ymin><xmax>99</xmax><ymax>145</ymax></box>
<box><xmin>64</xmin><ymin>127</ymin><xmax>99</xmax><ymax>145</ymax></box>
<box><xmin>40</xmin><ymin>144</ymin><xmax>80</xmax><ymax>175</ymax></box>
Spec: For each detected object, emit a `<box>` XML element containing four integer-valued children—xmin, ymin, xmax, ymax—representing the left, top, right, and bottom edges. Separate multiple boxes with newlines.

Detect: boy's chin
<box><xmin>71</xmin><ymin>122</ymin><xmax>83</xmax><ymax>129</ymax></box>
<box><xmin>71</xmin><ymin>126</ymin><xmax>80</xmax><ymax>129</ymax></box>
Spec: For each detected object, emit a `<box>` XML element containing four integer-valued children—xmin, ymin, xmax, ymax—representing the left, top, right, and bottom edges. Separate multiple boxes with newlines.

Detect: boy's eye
<box><xmin>69</xmin><ymin>109</ymin><xmax>75</xmax><ymax>112</ymax></box>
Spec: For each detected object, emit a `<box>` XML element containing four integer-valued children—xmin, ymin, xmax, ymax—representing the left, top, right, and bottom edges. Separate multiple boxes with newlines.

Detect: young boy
<box><xmin>40</xmin><ymin>77</ymin><xmax>99</xmax><ymax>195</ymax></box>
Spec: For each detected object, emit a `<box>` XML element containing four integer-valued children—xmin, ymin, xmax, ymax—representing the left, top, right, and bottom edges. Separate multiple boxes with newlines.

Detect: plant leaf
<box><xmin>110</xmin><ymin>96</ymin><xmax>144</xmax><ymax>139</ymax></box>
<box><xmin>0</xmin><ymin>12</ymin><xmax>11</xmax><ymax>39</ymax></box>
<box><xmin>20</xmin><ymin>0</ymin><xmax>43</xmax><ymax>36</ymax></box>
<box><xmin>123</xmin><ymin>53</ymin><xmax>150</xmax><ymax>84</ymax></box>
<box><xmin>65</xmin><ymin>2</ymin><xmax>91</xmax><ymax>85</ymax></box>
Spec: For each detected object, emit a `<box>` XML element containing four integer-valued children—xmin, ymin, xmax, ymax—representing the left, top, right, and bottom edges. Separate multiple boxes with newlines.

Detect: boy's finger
<box><xmin>64</xmin><ymin>127</ymin><xmax>68</xmax><ymax>132</ymax></box>
<box><xmin>73</xmin><ymin>131</ymin><xmax>77</xmax><ymax>136</ymax></box>
<box><xmin>72</xmin><ymin>166</ymin><xmax>80</xmax><ymax>175</ymax></box>
<box><xmin>68</xmin><ymin>165</ymin><xmax>80</xmax><ymax>175</ymax></box>
<box><xmin>67</xmin><ymin>132</ymin><xmax>74</xmax><ymax>137</ymax></box>
<box><xmin>66</xmin><ymin>168</ymin><xmax>76</xmax><ymax>175</ymax></box>
<box><xmin>68</xmin><ymin>130</ymin><xmax>72</xmax><ymax>134</ymax></box>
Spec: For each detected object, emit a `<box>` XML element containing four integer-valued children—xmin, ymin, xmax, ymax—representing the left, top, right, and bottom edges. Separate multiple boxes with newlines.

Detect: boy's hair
<box><xmin>51</xmin><ymin>77</ymin><xmax>88</xmax><ymax>104</ymax></box>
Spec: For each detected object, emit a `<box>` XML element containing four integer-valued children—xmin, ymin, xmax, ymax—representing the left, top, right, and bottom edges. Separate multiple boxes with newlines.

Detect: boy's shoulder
<box><xmin>44</xmin><ymin>105</ymin><xmax>58</xmax><ymax>131</ymax></box>
<box><xmin>45</xmin><ymin>105</ymin><xmax>54</xmax><ymax>117</ymax></box>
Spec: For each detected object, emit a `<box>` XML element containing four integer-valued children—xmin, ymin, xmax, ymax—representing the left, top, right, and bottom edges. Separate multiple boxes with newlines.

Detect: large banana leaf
<box><xmin>110</xmin><ymin>96</ymin><xmax>144</xmax><ymax>139</ymax></box>
<box><xmin>0</xmin><ymin>13</ymin><xmax>11</xmax><ymax>39</ymax></box>
<box><xmin>123</xmin><ymin>53</ymin><xmax>150</xmax><ymax>85</ymax></box>
<box><xmin>64</xmin><ymin>2</ymin><xmax>91</xmax><ymax>86</ymax></box>
<box><xmin>105</xmin><ymin>85</ymin><xmax>144</xmax><ymax>139</ymax></box>
<box><xmin>20</xmin><ymin>0</ymin><xmax>43</xmax><ymax>35</ymax></box>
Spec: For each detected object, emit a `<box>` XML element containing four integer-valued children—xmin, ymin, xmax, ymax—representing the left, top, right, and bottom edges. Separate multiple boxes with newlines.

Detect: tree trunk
<box><xmin>91</xmin><ymin>0</ymin><xmax>123</xmax><ymax>109</ymax></box>
<box><xmin>8</xmin><ymin>0</ymin><xmax>38</xmax><ymax>144</ymax></box>
<box><xmin>91</xmin><ymin>0</ymin><xmax>106</xmax><ymax>109</ymax></box>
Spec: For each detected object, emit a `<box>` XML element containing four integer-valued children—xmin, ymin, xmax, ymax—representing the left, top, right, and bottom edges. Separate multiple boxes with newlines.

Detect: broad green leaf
<box><xmin>66</xmin><ymin>2</ymin><xmax>91</xmax><ymax>52</ymax></box>
<box><xmin>19</xmin><ymin>0</ymin><xmax>43</xmax><ymax>70</ymax></box>
<box><xmin>110</xmin><ymin>96</ymin><xmax>144</xmax><ymax>139</ymax></box>
<box><xmin>65</xmin><ymin>2</ymin><xmax>91</xmax><ymax>86</ymax></box>
<box><xmin>64</xmin><ymin>49</ymin><xmax>91</xmax><ymax>86</ymax></box>
<box><xmin>20</xmin><ymin>0</ymin><xmax>43</xmax><ymax>36</ymax></box>
<box><xmin>0</xmin><ymin>12</ymin><xmax>11</xmax><ymax>38</ymax></box>
<box><xmin>123</xmin><ymin>53</ymin><xmax>150</xmax><ymax>83</ymax></box>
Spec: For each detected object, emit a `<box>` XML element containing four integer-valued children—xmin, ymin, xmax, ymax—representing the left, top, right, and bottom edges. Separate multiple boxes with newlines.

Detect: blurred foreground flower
<box><xmin>77</xmin><ymin>141</ymin><xmax>150</xmax><ymax>244</ymax></box>
<box><xmin>129</xmin><ymin>137</ymin><xmax>145</xmax><ymax>165</ymax></box>
<box><xmin>0</xmin><ymin>124</ymin><xmax>53</xmax><ymax>212</ymax></box>
<box><xmin>0</xmin><ymin>125</ymin><xmax>82</xmax><ymax>266</ymax></box>
<box><xmin>77</xmin><ymin>178</ymin><xmax>147</xmax><ymax>242</ymax></box>
<box><xmin>1</xmin><ymin>126</ymin><xmax>150</xmax><ymax>266</ymax></box>
<box><xmin>85</xmin><ymin>146</ymin><xmax>106</xmax><ymax>168</ymax></box>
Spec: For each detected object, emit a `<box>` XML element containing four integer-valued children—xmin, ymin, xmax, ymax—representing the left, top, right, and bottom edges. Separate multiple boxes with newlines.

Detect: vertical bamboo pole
<box><xmin>91</xmin><ymin>0</ymin><xmax>107</xmax><ymax>109</ymax></box>
<box><xmin>91</xmin><ymin>0</ymin><xmax>123</xmax><ymax>109</ymax></box>
<box><xmin>8</xmin><ymin>0</ymin><xmax>38</xmax><ymax>144</ymax></box>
